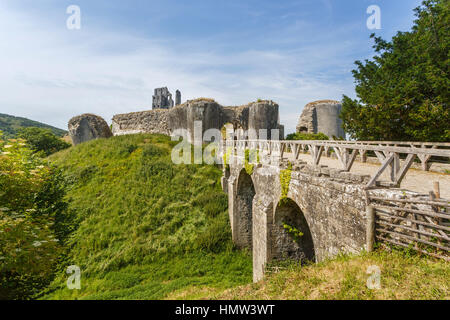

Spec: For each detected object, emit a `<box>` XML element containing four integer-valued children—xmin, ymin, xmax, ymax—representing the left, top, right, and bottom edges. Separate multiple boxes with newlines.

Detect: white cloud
<box><xmin>0</xmin><ymin>2</ymin><xmax>356</xmax><ymax>134</ymax></box>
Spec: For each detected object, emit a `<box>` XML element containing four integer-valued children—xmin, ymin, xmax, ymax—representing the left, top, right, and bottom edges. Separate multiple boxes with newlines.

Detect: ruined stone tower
<box><xmin>175</xmin><ymin>90</ymin><xmax>181</xmax><ymax>106</ymax></box>
<box><xmin>296</xmin><ymin>100</ymin><xmax>345</xmax><ymax>138</ymax></box>
<box><xmin>152</xmin><ymin>87</ymin><xmax>174</xmax><ymax>109</ymax></box>
<box><xmin>152</xmin><ymin>87</ymin><xmax>182</xmax><ymax>109</ymax></box>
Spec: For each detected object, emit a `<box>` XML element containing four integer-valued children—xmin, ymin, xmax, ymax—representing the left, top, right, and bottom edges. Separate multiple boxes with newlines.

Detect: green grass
<box><xmin>39</xmin><ymin>134</ymin><xmax>251</xmax><ymax>299</ymax></box>
<box><xmin>207</xmin><ymin>250</ymin><xmax>449</xmax><ymax>300</ymax></box>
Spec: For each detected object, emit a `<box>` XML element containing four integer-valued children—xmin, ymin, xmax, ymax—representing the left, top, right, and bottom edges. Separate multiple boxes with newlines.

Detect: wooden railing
<box><xmin>223</xmin><ymin>139</ymin><xmax>450</xmax><ymax>189</ymax></box>
<box><xmin>366</xmin><ymin>196</ymin><xmax>449</xmax><ymax>261</ymax></box>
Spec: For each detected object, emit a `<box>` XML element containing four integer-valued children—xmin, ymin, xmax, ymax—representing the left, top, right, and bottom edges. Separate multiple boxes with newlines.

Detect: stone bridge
<box><xmin>221</xmin><ymin>140</ymin><xmax>450</xmax><ymax>281</ymax></box>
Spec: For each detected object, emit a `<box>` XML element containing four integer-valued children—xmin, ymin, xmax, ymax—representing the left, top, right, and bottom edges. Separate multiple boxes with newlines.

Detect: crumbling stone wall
<box><xmin>296</xmin><ymin>100</ymin><xmax>345</xmax><ymax>138</ymax></box>
<box><xmin>152</xmin><ymin>87</ymin><xmax>175</xmax><ymax>109</ymax></box>
<box><xmin>175</xmin><ymin>90</ymin><xmax>181</xmax><ymax>106</ymax></box>
<box><xmin>68</xmin><ymin>113</ymin><xmax>113</xmax><ymax>145</ymax></box>
<box><xmin>112</xmin><ymin>99</ymin><xmax>285</xmax><ymax>141</ymax></box>
<box><xmin>111</xmin><ymin>109</ymin><xmax>170</xmax><ymax>136</ymax></box>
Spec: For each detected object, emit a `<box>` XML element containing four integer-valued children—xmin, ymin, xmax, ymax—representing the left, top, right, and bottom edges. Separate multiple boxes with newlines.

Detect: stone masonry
<box><xmin>175</xmin><ymin>90</ymin><xmax>181</xmax><ymax>106</ymax></box>
<box><xmin>223</xmin><ymin>154</ymin><xmax>418</xmax><ymax>282</ymax></box>
<box><xmin>111</xmin><ymin>109</ymin><xmax>170</xmax><ymax>136</ymax></box>
<box><xmin>68</xmin><ymin>113</ymin><xmax>113</xmax><ymax>145</ymax></box>
<box><xmin>296</xmin><ymin>100</ymin><xmax>345</xmax><ymax>138</ymax></box>
<box><xmin>152</xmin><ymin>87</ymin><xmax>176</xmax><ymax>109</ymax></box>
<box><xmin>112</xmin><ymin>99</ymin><xmax>285</xmax><ymax>142</ymax></box>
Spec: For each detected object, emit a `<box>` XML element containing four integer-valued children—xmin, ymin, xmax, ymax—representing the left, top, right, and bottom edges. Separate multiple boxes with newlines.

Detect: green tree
<box><xmin>0</xmin><ymin>132</ymin><xmax>68</xmax><ymax>299</ymax></box>
<box><xmin>341</xmin><ymin>0</ymin><xmax>449</xmax><ymax>142</ymax></box>
<box><xmin>18</xmin><ymin>127</ymin><xmax>71</xmax><ymax>157</ymax></box>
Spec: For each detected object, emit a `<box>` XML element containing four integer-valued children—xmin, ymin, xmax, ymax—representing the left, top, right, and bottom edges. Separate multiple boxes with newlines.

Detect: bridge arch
<box><xmin>272</xmin><ymin>198</ymin><xmax>315</xmax><ymax>263</ymax></box>
<box><xmin>234</xmin><ymin>168</ymin><xmax>255</xmax><ymax>249</ymax></box>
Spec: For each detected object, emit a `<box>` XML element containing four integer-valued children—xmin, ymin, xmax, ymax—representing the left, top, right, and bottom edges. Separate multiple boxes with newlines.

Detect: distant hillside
<box><xmin>0</xmin><ymin>113</ymin><xmax>67</xmax><ymax>139</ymax></box>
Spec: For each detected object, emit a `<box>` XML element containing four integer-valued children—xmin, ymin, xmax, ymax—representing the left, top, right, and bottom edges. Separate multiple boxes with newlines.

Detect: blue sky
<box><xmin>0</xmin><ymin>0</ymin><xmax>422</xmax><ymax>133</ymax></box>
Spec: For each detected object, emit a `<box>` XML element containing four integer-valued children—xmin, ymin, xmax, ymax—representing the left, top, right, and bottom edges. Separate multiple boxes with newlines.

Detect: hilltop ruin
<box><xmin>112</xmin><ymin>98</ymin><xmax>285</xmax><ymax>142</ymax></box>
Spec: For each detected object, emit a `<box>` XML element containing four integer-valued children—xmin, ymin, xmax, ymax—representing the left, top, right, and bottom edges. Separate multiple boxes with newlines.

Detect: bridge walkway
<box><xmin>283</xmin><ymin>151</ymin><xmax>450</xmax><ymax>198</ymax></box>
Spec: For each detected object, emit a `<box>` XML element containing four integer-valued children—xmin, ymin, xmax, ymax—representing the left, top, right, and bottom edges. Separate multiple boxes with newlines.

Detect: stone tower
<box><xmin>175</xmin><ymin>90</ymin><xmax>181</xmax><ymax>106</ymax></box>
<box><xmin>296</xmin><ymin>100</ymin><xmax>345</xmax><ymax>138</ymax></box>
<box><xmin>152</xmin><ymin>87</ymin><xmax>174</xmax><ymax>109</ymax></box>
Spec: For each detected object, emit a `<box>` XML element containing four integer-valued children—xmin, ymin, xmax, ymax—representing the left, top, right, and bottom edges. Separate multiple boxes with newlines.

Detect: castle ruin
<box><xmin>152</xmin><ymin>87</ymin><xmax>181</xmax><ymax>109</ymax></box>
<box><xmin>296</xmin><ymin>100</ymin><xmax>345</xmax><ymax>138</ymax></box>
<box><xmin>112</xmin><ymin>98</ymin><xmax>284</xmax><ymax>142</ymax></box>
<box><xmin>175</xmin><ymin>90</ymin><xmax>181</xmax><ymax>106</ymax></box>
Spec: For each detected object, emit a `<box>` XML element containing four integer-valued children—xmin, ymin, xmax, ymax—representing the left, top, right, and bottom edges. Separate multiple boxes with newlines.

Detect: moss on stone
<box><xmin>244</xmin><ymin>149</ymin><xmax>260</xmax><ymax>176</ymax></box>
<box><xmin>223</xmin><ymin>147</ymin><xmax>232</xmax><ymax>169</ymax></box>
<box><xmin>279</xmin><ymin>162</ymin><xmax>292</xmax><ymax>204</ymax></box>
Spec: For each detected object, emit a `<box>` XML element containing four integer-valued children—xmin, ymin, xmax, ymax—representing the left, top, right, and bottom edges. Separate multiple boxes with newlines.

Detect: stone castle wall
<box><xmin>111</xmin><ymin>109</ymin><xmax>170</xmax><ymax>136</ymax></box>
<box><xmin>111</xmin><ymin>99</ymin><xmax>284</xmax><ymax>141</ymax></box>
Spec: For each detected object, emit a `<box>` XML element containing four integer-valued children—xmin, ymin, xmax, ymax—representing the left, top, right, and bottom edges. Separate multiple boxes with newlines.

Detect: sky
<box><xmin>0</xmin><ymin>0</ymin><xmax>423</xmax><ymax>133</ymax></box>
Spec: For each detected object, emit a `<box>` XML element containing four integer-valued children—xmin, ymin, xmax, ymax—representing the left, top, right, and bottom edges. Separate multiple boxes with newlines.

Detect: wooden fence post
<box><xmin>433</xmin><ymin>181</ymin><xmax>440</xmax><ymax>199</ymax></box>
<box><xmin>366</xmin><ymin>206</ymin><xmax>376</xmax><ymax>252</ymax></box>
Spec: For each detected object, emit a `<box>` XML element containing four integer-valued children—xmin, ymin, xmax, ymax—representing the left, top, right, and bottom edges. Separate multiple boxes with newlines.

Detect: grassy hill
<box><xmin>0</xmin><ymin>113</ymin><xmax>67</xmax><ymax>139</ymax></box>
<box><xmin>40</xmin><ymin>134</ymin><xmax>252</xmax><ymax>299</ymax></box>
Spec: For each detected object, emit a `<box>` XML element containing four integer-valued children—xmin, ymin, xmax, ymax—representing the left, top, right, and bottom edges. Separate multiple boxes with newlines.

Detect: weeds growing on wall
<box><xmin>279</xmin><ymin>162</ymin><xmax>292</xmax><ymax>204</ymax></box>
<box><xmin>244</xmin><ymin>149</ymin><xmax>260</xmax><ymax>175</ymax></box>
<box><xmin>223</xmin><ymin>147</ymin><xmax>232</xmax><ymax>169</ymax></box>
<box><xmin>282</xmin><ymin>222</ymin><xmax>304</xmax><ymax>243</ymax></box>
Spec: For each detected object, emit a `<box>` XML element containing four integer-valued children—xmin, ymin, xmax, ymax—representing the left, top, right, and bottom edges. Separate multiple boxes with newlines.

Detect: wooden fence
<box><xmin>224</xmin><ymin>139</ymin><xmax>450</xmax><ymax>189</ymax></box>
<box><xmin>366</xmin><ymin>196</ymin><xmax>450</xmax><ymax>261</ymax></box>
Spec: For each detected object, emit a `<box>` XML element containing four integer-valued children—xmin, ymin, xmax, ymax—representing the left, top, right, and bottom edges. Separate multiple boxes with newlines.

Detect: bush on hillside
<box><xmin>18</xmin><ymin>127</ymin><xmax>71</xmax><ymax>157</ymax></box>
<box><xmin>0</xmin><ymin>132</ymin><xmax>69</xmax><ymax>299</ymax></box>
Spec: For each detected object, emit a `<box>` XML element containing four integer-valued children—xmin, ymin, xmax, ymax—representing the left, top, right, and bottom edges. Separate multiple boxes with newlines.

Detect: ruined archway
<box><xmin>235</xmin><ymin>169</ymin><xmax>255</xmax><ymax>249</ymax></box>
<box><xmin>273</xmin><ymin>198</ymin><xmax>315</xmax><ymax>263</ymax></box>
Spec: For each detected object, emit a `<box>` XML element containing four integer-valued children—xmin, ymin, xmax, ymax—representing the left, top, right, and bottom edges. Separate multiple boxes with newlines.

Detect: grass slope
<box><xmin>0</xmin><ymin>113</ymin><xmax>67</xmax><ymax>139</ymax></box>
<box><xmin>41</xmin><ymin>134</ymin><xmax>251</xmax><ymax>299</ymax></box>
<box><xmin>186</xmin><ymin>250</ymin><xmax>448</xmax><ymax>300</ymax></box>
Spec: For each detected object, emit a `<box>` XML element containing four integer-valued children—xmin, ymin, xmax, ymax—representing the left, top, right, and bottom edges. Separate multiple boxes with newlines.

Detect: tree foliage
<box><xmin>286</xmin><ymin>132</ymin><xmax>329</xmax><ymax>141</ymax></box>
<box><xmin>0</xmin><ymin>132</ymin><xmax>68</xmax><ymax>299</ymax></box>
<box><xmin>18</xmin><ymin>127</ymin><xmax>71</xmax><ymax>157</ymax></box>
<box><xmin>341</xmin><ymin>0</ymin><xmax>449</xmax><ymax>141</ymax></box>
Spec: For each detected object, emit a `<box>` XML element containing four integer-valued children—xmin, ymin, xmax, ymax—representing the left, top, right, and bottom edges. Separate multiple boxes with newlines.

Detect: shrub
<box><xmin>18</xmin><ymin>127</ymin><xmax>71</xmax><ymax>157</ymax></box>
<box><xmin>286</xmin><ymin>132</ymin><xmax>329</xmax><ymax>140</ymax></box>
<box><xmin>0</xmin><ymin>132</ymin><xmax>68</xmax><ymax>299</ymax></box>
